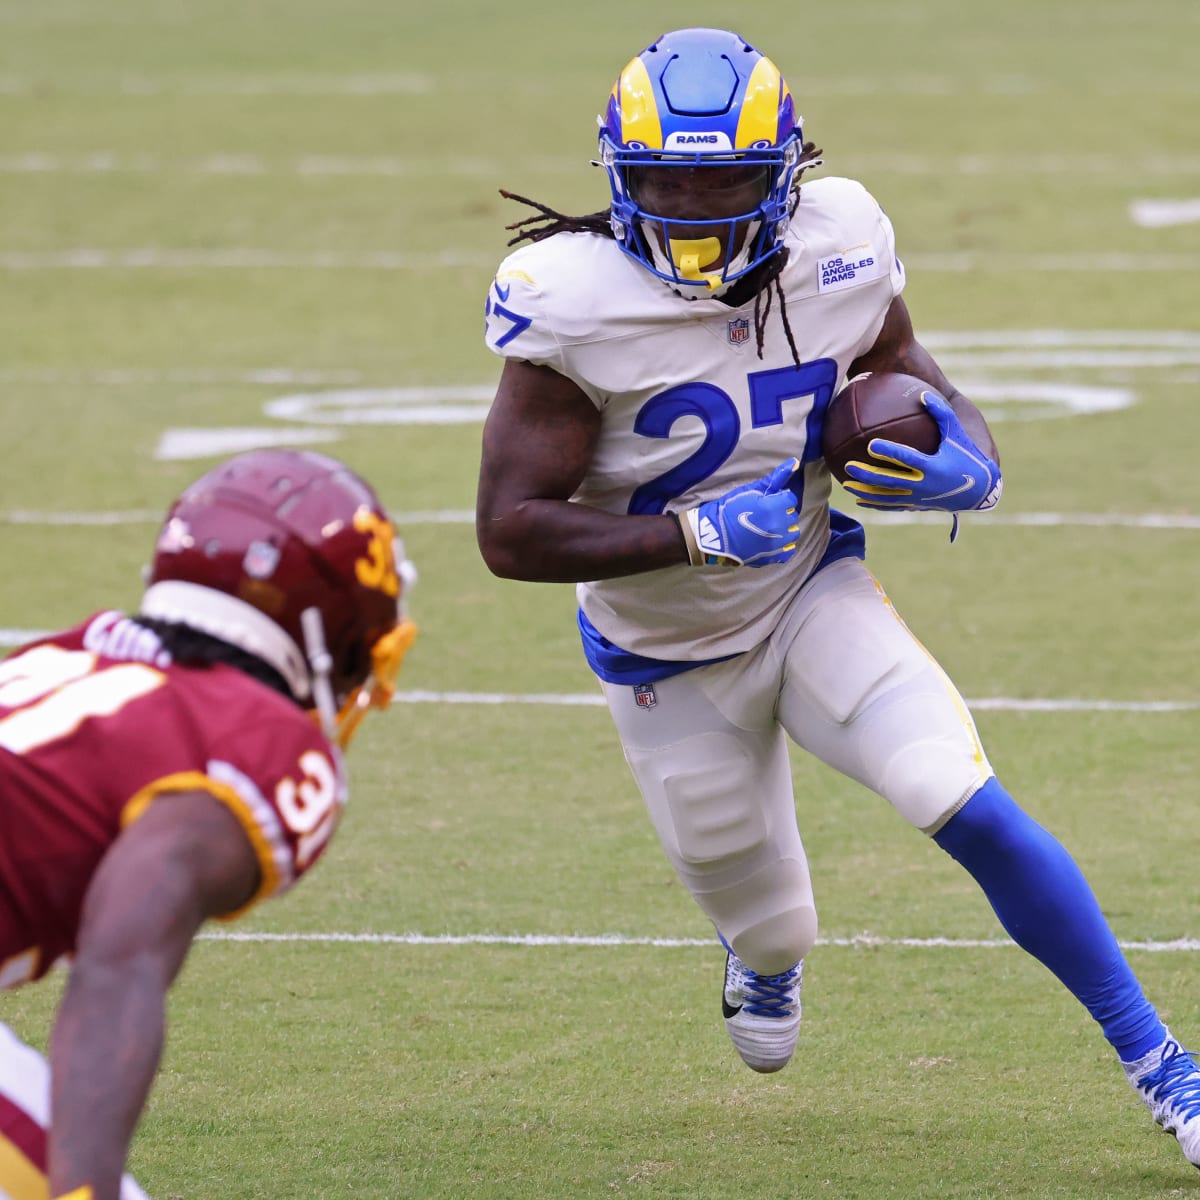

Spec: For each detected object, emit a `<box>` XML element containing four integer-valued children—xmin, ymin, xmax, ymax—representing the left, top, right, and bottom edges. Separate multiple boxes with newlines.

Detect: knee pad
<box><xmin>881</xmin><ymin>744</ymin><xmax>989</xmax><ymax>832</ymax></box>
<box><xmin>842</xmin><ymin>672</ymin><xmax>992</xmax><ymax>832</ymax></box>
<box><xmin>707</xmin><ymin>857</ymin><xmax>819</xmax><ymax>975</ymax></box>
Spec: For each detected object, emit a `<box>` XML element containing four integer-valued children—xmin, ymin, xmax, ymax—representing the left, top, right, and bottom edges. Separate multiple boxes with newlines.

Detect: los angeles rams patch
<box><xmin>817</xmin><ymin>244</ymin><xmax>886</xmax><ymax>294</ymax></box>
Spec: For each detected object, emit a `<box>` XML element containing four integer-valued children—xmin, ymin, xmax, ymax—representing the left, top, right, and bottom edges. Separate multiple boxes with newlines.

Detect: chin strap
<box><xmin>300</xmin><ymin>609</ymin><xmax>419</xmax><ymax>751</ymax></box>
<box><xmin>300</xmin><ymin>607</ymin><xmax>339</xmax><ymax>742</ymax></box>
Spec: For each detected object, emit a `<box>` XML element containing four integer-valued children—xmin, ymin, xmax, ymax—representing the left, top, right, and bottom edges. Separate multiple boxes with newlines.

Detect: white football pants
<box><xmin>0</xmin><ymin>1020</ymin><xmax>149</xmax><ymax>1200</ymax></box>
<box><xmin>601</xmin><ymin>556</ymin><xmax>993</xmax><ymax>976</ymax></box>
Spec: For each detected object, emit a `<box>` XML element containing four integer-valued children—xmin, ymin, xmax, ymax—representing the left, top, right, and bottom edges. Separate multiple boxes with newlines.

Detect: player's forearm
<box><xmin>477</xmin><ymin>499</ymin><xmax>688</xmax><ymax>581</ymax></box>
<box><xmin>48</xmin><ymin>956</ymin><xmax>167</xmax><ymax>1200</ymax></box>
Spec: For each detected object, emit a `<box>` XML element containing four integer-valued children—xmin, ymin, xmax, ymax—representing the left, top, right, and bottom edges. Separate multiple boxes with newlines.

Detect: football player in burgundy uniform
<box><xmin>475</xmin><ymin>26</ymin><xmax>1200</xmax><ymax>1170</ymax></box>
<box><xmin>0</xmin><ymin>449</ymin><xmax>417</xmax><ymax>1200</ymax></box>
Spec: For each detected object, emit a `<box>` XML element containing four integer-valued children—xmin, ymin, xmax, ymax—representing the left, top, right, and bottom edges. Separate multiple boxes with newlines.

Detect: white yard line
<box><xmin>2</xmin><ymin>249</ymin><xmax>1199</xmax><ymax>272</ymax></box>
<box><xmin>3</xmin><ymin>334</ymin><xmax>1197</xmax><ymax>386</ymax></box>
<box><xmin>0</xmin><ymin>366</ymin><xmax>363</xmax><ymax>385</ymax></box>
<box><xmin>1</xmin><ymin>510</ymin><xmax>162</xmax><ymax>525</ymax></box>
<box><xmin>1130</xmin><ymin>198</ymin><xmax>1200</xmax><ymax>228</ymax></box>
<box><xmin>1</xmin><ymin>74</ymin><xmax>1198</xmax><ymax>98</ymax></box>
<box><xmin>4</xmin><ymin>152</ymin><xmax>1200</xmax><ymax>178</ymax></box>
<box><xmin>0</xmin><ymin>637</ymin><xmax>1190</xmax><ymax>712</ymax></box>
<box><xmin>389</xmin><ymin>691</ymin><xmax>1199</xmax><ymax>714</ymax></box>
<box><xmin>5</xmin><ymin>509</ymin><xmax>1200</xmax><ymax>530</ymax></box>
<box><xmin>0</xmin><ymin>249</ymin><xmax>489</xmax><ymax>270</ymax></box>
<box><xmin>0</xmin><ymin>153</ymin><xmax>555</xmax><ymax>178</ymax></box>
<box><xmin>195</xmin><ymin>930</ymin><xmax>1200</xmax><ymax>953</ymax></box>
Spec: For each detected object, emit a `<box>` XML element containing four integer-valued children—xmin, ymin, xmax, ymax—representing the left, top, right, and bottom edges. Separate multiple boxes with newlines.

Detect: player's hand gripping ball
<box><xmin>821</xmin><ymin>371</ymin><xmax>1002</xmax><ymax>520</ymax></box>
<box><xmin>820</xmin><ymin>371</ymin><xmax>940</xmax><ymax>484</ymax></box>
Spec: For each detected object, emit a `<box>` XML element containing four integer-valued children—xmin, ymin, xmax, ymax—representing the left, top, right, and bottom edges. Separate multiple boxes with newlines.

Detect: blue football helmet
<box><xmin>598</xmin><ymin>28</ymin><xmax>804</xmax><ymax>297</ymax></box>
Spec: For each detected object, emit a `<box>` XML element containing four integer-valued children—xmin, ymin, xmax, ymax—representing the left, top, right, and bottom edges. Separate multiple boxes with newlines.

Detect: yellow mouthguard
<box><xmin>668</xmin><ymin>237</ymin><xmax>723</xmax><ymax>289</ymax></box>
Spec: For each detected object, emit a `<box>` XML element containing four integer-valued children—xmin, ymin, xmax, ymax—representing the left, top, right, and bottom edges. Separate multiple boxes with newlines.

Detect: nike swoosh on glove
<box><xmin>841</xmin><ymin>391</ymin><xmax>1003</xmax><ymax>514</ymax></box>
<box><xmin>679</xmin><ymin>458</ymin><xmax>801</xmax><ymax>567</ymax></box>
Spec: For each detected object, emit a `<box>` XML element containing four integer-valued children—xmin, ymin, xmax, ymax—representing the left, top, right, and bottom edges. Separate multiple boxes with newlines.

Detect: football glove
<box><xmin>841</xmin><ymin>391</ymin><xmax>1002</xmax><ymax>514</ymax></box>
<box><xmin>679</xmin><ymin>458</ymin><xmax>801</xmax><ymax>567</ymax></box>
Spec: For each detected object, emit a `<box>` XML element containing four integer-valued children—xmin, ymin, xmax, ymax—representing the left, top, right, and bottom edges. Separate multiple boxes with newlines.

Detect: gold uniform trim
<box><xmin>0</xmin><ymin>1131</ymin><xmax>47</xmax><ymax>1200</ymax></box>
<box><xmin>120</xmin><ymin>770</ymin><xmax>282</xmax><ymax>917</ymax></box>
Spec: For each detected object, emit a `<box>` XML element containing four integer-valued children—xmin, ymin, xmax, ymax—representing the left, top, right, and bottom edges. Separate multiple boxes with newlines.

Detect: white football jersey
<box><xmin>484</xmin><ymin>176</ymin><xmax>906</xmax><ymax>666</ymax></box>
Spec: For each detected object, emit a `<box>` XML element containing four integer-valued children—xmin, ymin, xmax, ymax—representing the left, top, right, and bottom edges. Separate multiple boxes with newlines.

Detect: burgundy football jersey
<box><xmin>0</xmin><ymin>611</ymin><xmax>348</xmax><ymax>989</ymax></box>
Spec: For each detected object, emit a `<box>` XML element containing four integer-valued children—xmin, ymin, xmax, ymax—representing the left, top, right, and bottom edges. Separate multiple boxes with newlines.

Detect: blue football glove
<box><xmin>841</xmin><ymin>391</ymin><xmax>1003</xmax><ymax>515</ymax></box>
<box><xmin>679</xmin><ymin>458</ymin><xmax>801</xmax><ymax>567</ymax></box>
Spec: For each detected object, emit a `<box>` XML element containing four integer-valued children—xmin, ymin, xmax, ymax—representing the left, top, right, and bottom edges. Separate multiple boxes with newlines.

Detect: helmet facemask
<box><xmin>612</xmin><ymin>154</ymin><xmax>797</xmax><ymax>297</ymax></box>
<box><xmin>317</xmin><ymin>541</ymin><xmax>419</xmax><ymax>750</ymax></box>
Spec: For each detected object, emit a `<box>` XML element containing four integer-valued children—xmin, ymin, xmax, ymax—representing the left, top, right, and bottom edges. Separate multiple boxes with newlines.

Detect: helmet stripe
<box><xmin>734</xmin><ymin>57</ymin><xmax>785</xmax><ymax>147</ymax></box>
<box><xmin>618</xmin><ymin>56</ymin><xmax>663</xmax><ymax>149</ymax></box>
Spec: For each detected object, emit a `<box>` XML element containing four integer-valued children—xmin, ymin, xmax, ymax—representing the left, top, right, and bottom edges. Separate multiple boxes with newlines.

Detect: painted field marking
<box><xmin>4</xmin><ymin>153</ymin><xmax>1200</xmax><ymax>178</ymax></box>
<box><xmin>1</xmin><ymin>73</ymin><xmax>1197</xmax><ymax>99</ymax></box>
<box><xmin>1</xmin><ymin>510</ymin><xmax>161</xmax><ymax>525</ymax></box>
<box><xmin>388</xmin><ymin>691</ymin><xmax>1199</xmax><ymax>714</ymax></box>
<box><xmin>196</xmin><ymin>930</ymin><xmax>1200</xmax><ymax>953</ymax></box>
<box><xmin>1130</xmin><ymin>198</ymin><xmax>1200</xmax><ymax>228</ymax></box>
<box><xmin>0</xmin><ymin>366</ymin><xmax>363</xmax><ymax>385</ymax></box>
<box><xmin>149</xmin><ymin>330</ymin><xmax>1195</xmax><ymax>455</ymax></box>
<box><xmin>2</xmin><ymin>249</ymin><xmax>1199</xmax><ymax>272</ymax></box>
<box><xmin>155</xmin><ymin>426</ymin><xmax>340</xmax><ymax>459</ymax></box>
<box><xmin>0</xmin><ymin>635</ymin><xmax>1190</xmax><ymax>712</ymax></box>
<box><xmin>0</xmin><ymin>153</ymin><xmax>562</xmax><ymax>178</ymax></box>
<box><xmin>0</xmin><ymin>249</ymin><xmax>488</xmax><ymax>270</ymax></box>
<box><xmin>0</xmin><ymin>74</ymin><xmax>435</xmax><ymax>97</ymax></box>
<box><xmin>4</xmin><ymin>510</ymin><xmax>1200</xmax><ymax>531</ymax></box>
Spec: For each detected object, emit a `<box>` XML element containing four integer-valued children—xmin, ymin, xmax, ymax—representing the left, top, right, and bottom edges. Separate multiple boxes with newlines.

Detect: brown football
<box><xmin>821</xmin><ymin>371</ymin><xmax>942</xmax><ymax>483</ymax></box>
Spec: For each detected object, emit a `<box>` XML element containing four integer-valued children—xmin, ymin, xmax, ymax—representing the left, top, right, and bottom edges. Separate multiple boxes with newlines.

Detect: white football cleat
<box><xmin>1123</xmin><ymin>1031</ymin><xmax>1200</xmax><ymax>1168</ymax></box>
<box><xmin>721</xmin><ymin>947</ymin><xmax>803</xmax><ymax>1074</ymax></box>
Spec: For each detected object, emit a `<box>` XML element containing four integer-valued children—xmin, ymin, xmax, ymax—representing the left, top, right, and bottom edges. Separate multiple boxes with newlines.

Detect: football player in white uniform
<box><xmin>476</xmin><ymin>27</ymin><xmax>1200</xmax><ymax>1168</ymax></box>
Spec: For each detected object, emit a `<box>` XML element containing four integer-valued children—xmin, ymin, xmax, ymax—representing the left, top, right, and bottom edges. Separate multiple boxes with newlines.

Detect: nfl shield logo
<box><xmin>633</xmin><ymin>683</ymin><xmax>657</xmax><ymax>710</ymax></box>
<box><xmin>243</xmin><ymin>540</ymin><xmax>281</xmax><ymax>580</ymax></box>
<box><xmin>727</xmin><ymin>317</ymin><xmax>750</xmax><ymax>345</ymax></box>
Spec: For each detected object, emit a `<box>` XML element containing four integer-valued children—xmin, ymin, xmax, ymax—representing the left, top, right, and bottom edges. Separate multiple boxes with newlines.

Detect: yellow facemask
<box><xmin>333</xmin><ymin>617</ymin><xmax>419</xmax><ymax>749</ymax></box>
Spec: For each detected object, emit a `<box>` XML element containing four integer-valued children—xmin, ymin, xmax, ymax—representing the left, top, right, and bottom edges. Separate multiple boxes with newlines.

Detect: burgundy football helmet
<box><xmin>141</xmin><ymin>449</ymin><xmax>416</xmax><ymax>747</ymax></box>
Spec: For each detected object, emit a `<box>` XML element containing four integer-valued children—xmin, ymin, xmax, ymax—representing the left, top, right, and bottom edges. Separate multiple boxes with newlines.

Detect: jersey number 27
<box><xmin>627</xmin><ymin>358</ymin><xmax>839</xmax><ymax>515</ymax></box>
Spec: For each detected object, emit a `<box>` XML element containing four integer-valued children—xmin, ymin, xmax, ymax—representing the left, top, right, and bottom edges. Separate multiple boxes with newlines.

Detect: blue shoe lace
<box><xmin>742</xmin><ymin>965</ymin><xmax>800</xmax><ymax>1018</ymax></box>
<box><xmin>1139</xmin><ymin>1041</ymin><xmax>1200</xmax><ymax>1122</ymax></box>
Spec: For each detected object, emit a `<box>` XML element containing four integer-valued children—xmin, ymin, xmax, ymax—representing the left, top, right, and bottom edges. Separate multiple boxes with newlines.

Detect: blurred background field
<box><xmin>1</xmin><ymin>1</ymin><xmax>1198</xmax><ymax>1196</ymax></box>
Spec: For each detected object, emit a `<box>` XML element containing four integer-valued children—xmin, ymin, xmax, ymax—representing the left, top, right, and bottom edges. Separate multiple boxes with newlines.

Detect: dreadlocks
<box><xmin>498</xmin><ymin>142</ymin><xmax>824</xmax><ymax>368</ymax></box>
<box><xmin>499</xmin><ymin>190</ymin><xmax>614</xmax><ymax>247</ymax></box>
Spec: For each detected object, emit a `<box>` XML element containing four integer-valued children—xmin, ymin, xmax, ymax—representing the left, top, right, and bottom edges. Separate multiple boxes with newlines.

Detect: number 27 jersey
<box><xmin>0</xmin><ymin>612</ymin><xmax>348</xmax><ymax>988</ymax></box>
<box><xmin>484</xmin><ymin>176</ymin><xmax>906</xmax><ymax>668</ymax></box>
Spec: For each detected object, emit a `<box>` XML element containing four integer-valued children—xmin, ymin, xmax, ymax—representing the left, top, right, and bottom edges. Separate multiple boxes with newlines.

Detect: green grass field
<box><xmin>2</xmin><ymin>1</ymin><xmax>1199</xmax><ymax>1196</ymax></box>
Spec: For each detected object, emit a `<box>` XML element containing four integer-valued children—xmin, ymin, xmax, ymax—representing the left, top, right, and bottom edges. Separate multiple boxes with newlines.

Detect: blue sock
<box><xmin>933</xmin><ymin>778</ymin><xmax>1164</xmax><ymax>1062</ymax></box>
